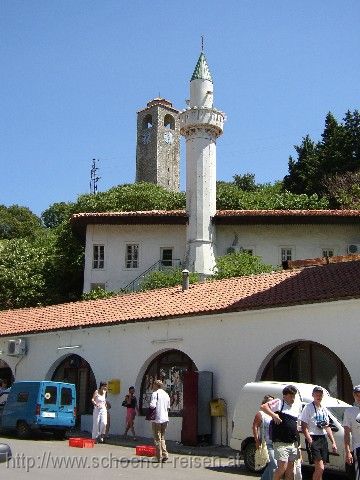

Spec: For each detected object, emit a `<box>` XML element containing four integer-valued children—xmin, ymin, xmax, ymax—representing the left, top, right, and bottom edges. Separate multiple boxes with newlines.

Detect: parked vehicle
<box><xmin>0</xmin><ymin>381</ymin><xmax>76</xmax><ymax>439</ymax></box>
<box><xmin>230</xmin><ymin>381</ymin><xmax>350</xmax><ymax>473</ymax></box>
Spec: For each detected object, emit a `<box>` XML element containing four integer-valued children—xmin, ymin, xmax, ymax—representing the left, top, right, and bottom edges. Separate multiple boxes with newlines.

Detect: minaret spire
<box><xmin>180</xmin><ymin>52</ymin><xmax>226</xmax><ymax>277</ymax></box>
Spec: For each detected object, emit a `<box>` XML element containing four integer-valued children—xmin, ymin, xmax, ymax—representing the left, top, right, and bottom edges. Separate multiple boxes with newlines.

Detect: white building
<box><xmin>0</xmin><ymin>255</ymin><xmax>359</xmax><ymax>443</ymax></box>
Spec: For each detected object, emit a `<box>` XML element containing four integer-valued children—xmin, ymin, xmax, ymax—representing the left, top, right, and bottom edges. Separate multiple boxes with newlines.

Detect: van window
<box><xmin>17</xmin><ymin>392</ymin><xmax>29</xmax><ymax>403</ymax></box>
<box><xmin>44</xmin><ymin>386</ymin><xmax>57</xmax><ymax>405</ymax></box>
<box><xmin>61</xmin><ymin>387</ymin><xmax>72</xmax><ymax>406</ymax></box>
<box><xmin>327</xmin><ymin>406</ymin><xmax>347</xmax><ymax>423</ymax></box>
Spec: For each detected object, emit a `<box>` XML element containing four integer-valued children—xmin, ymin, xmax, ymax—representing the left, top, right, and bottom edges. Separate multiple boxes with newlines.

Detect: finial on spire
<box><xmin>201</xmin><ymin>35</ymin><xmax>204</xmax><ymax>52</ymax></box>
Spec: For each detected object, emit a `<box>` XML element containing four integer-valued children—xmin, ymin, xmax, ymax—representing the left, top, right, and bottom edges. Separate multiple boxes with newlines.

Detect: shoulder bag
<box><xmin>145</xmin><ymin>393</ymin><xmax>158</xmax><ymax>421</ymax></box>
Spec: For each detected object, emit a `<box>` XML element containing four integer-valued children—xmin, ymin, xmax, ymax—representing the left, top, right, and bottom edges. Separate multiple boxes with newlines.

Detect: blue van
<box><xmin>0</xmin><ymin>381</ymin><xmax>76</xmax><ymax>439</ymax></box>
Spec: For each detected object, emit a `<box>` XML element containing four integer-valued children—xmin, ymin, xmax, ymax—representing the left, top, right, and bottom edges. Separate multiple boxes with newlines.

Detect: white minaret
<box><xmin>180</xmin><ymin>52</ymin><xmax>225</xmax><ymax>276</ymax></box>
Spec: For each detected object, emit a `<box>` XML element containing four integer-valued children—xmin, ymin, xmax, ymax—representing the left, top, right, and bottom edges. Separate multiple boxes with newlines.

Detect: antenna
<box><xmin>201</xmin><ymin>35</ymin><xmax>204</xmax><ymax>52</ymax></box>
<box><xmin>90</xmin><ymin>158</ymin><xmax>101</xmax><ymax>194</ymax></box>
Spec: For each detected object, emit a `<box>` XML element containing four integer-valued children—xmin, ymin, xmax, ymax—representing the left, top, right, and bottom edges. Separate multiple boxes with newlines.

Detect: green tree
<box><xmin>214</xmin><ymin>251</ymin><xmax>274</xmax><ymax>280</ymax></box>
<box><xmin>82</xmin><ymin>287</ymin><xmax>118</xmax><ymax>300</ymax></box>
<box><xmin>41</xmin><ymin>202</ymin><xmax>74</xmax><ymax>228</ymax></box>
<box><xmin>0</xmin><ymin>232</ymin><xmax>56</xmax><ymax>309</ymax></box>
<box><xmin>0</xmin><ymin>205</ymin><xmax>42</xmax><ymax>240</ymax></box>
<box><xmin>233</xmin><ymin>173</ymin><xmax>258</xmax><ymax>191</ymax></box>
<box><xmin>283</xmin><ymin>110</ymin><xmax>360</xmax><ymax>199</ymax></box>
<box><xmin>139</xmin><ymin>268</ymin><xmax>199</xmax><ymax>291</ymax></box>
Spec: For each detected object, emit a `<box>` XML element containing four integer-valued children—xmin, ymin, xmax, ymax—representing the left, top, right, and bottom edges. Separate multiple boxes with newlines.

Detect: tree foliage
<box><xmin>216</xmin><ymin>180</ymin><xmax>328</xmax><ymax>210</ymax></box>
<box><xmin>82</xmin><ymin>287</ymin><xmax>118</xmax><ymax>301</ymax></box>
<box><xmin>283</xmin><ymin>110</ymin><xmax>360</xmax><ymax>201</ymax></box>
<box><xmin>0</xmin><ymin>205</ymin><xmax>42</xmax><ymax>240</ymax></box>
<box><xmin>214</xmin><ymin>251</ymin><xmax>274</xmax><ymax>280</ymax></box>
<box><xmin>0</xmin><ymin>232</ymin><xmax>57</xmax><ymax>309</ymax></box>
<box><xmin>139</xmin><ymin>268</ymin><xmax>199</xmax><ymax>291</ymax></box>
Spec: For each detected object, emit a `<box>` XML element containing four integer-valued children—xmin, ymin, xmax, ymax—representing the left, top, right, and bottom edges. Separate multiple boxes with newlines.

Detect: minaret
<box><xmin>180</xmin><ymin>52</ymin><xmax>225</xmax><ymax>276</ymax></box>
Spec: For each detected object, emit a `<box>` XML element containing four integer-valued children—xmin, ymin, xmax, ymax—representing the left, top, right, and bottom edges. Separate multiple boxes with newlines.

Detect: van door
<box><xmin>40</xmin><ymin>383</ymin><xmax>59</xmax><ymax>426</ymax></box>
<box><xmin>58</xmin><ymin>385</ymin><xmax>75</xmax><ymax>427</ymax></box>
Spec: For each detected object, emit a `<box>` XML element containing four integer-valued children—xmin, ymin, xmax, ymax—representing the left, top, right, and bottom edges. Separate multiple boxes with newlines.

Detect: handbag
<box><xmin>254</xmin><ymin>439</ymin><xmax>270</xmax><ymax>470</ymax></box>
<box><xmin>254</xmin><ymin>419</ymin><xmax>270</xmax><ymax>470</ymax></box>
<box><xmin>122</xmin><ymin>399</ymin><xmax>128</xmax><ymax>407</ymax></box>
<box><xmin>145</xmin><ymin>393</ymin><xmax>158</xmax><ymax>421</ymax></box>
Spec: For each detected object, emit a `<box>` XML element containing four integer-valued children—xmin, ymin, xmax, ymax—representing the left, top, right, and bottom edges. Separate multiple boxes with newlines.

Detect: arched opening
<box><xmin>140</xmin><ymin>350</ymin><xmax>197</xmax><ymax>416</ymax></box>
<box><xmin>261</xmin><ymin>341</ymin><xmax>353</xmax><ymax>403</ymax></box>
<box><xmin>142</xmin><ymin>114</ymin><xmax>153</xmax><ymax>129</ymax></box>
<box><xmin>164</xmin><ymin>114</ymin><xmax>175</xmax><ymax>130</ymax></box>
<box><xmin>51</xmin><ymin>354</ymin><xmax>96</xmax><ymax>417</ymax></box>
<box><xmin>0</xmin><ymin>360</ymin><xmax>14</xmax><ymax>388</ymax></box>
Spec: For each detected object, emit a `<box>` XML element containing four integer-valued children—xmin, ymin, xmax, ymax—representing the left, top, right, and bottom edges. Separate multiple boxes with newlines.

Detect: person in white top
<box><xmin>261</xmin><ymin>385</ymin><xmax>302</xmax><ymax>480</ymax></box>
<box><xmin>91</xmin><ymin>381</ymin><xmax>108</xmax><ymax>443</ymax></box>
<box><xmin>253</xmin><ymin>394</ymin><xmax>277</xmax><ymax>480</ymax></box>
<box><xmin>344</xmin><ymin>384</ymin><xmax>360</xmax><ymax>480</ymax></box>
<box><xmin>300</xmin><ymin>386</ymin><xmax>337</xmax><ymax>480</ymax></box>
<box><xmin>150</xmin><ymin>379</ymin><xmax>170</xmax><ymax>462</ymax></box>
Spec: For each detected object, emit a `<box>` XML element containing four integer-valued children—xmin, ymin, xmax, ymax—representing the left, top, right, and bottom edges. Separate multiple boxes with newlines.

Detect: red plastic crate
<box><xmin>68</xmin><ymin>437</ymin><xmax>95</xmax><ymax>448</ymax></box>
<box><xmin>135</xmin><ymin>445</ymin><xmax>157</xmax><ymax>457</ymax></box>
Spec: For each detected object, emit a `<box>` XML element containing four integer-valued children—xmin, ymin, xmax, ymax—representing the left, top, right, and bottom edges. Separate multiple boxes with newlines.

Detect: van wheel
<box><xmin>243</xmin><ymin>441</ymin><xmax>266</xmax><ymax>473</ymax></box>
<box><xmin>16</xmin><ymin>421</ymin><xmax>31</xmax><ymax>439</ymax></box>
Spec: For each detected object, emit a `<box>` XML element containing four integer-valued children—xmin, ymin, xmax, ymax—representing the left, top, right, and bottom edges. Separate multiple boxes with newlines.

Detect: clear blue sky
<box><xmin>1</xmin><ymin>0</ymin><xmax>359</xmax><ymax>216</ymax></box>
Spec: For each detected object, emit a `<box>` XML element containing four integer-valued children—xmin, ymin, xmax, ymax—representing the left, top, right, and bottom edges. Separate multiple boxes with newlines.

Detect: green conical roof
<box><xmin>191</xmin><ymin>52</ymin><xmax>213</xmax><ymax>83</ymax></box>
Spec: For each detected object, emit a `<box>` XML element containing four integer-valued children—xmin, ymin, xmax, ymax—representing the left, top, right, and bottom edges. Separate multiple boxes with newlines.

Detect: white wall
<box><xmin>84</xmin><ymin>222</ymin><xmax>360</xmax><ymax>292</ymax></box>
<box><xmin>83</xmin><ymin>224</ymin><xmax>187</xmax><ymax>292</ymax></box>
<box><xmin>216</xmin><ymin>223</ymin><xmax>360</xmax><ymax>265</ymax></box>
<box><xmin>1</xmin><ymin>298</ymin><xmax>359</xmax><ymax>444</ymax></box>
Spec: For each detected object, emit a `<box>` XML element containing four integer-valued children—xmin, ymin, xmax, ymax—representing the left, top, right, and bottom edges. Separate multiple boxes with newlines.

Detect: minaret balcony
<box><xmin>179</xmin><ymin>107</ymin><xmax>225</xmax><ymax>138</ymax></box>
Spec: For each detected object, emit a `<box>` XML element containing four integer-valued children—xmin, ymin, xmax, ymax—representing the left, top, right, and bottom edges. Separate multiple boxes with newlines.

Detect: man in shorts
<box><xmin>300</xmin><ymin>386</ymin><xmax>337</xmax><ymax>480</ymax></box>
<box><xmin>261</xmin><ymin>385</ymin><xmax>302</xmax><ymax>480</ymax></box>
<box><xmin>344</xmin><ymin>385</ymin><xmax>360</xmax><ymax>480</ymax></box>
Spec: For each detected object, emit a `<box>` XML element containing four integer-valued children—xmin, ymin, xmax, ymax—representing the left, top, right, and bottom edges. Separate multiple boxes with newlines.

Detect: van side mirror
<box><xmin>330</xmin><ymin>425</ymin><xmax>339</xmax><ymax>432</ymax></box>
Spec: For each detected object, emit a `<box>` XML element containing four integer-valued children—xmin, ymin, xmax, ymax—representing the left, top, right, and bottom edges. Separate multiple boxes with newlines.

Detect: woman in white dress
<box><xmin>91</xmin><ymin>381</ymin><xmax>108</xmax><ymax>442</ymax></box>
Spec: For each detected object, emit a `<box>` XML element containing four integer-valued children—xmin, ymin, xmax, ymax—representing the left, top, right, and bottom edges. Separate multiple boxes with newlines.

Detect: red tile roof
<box><xmin>71</xmin><ymin>209</ymin><xmax>360</xmax><ymax>236</ymax></box>
<box><xmin>1</xmin><ymin>256</ymin><xmax>360</xmax><ymax>338</ymax></box>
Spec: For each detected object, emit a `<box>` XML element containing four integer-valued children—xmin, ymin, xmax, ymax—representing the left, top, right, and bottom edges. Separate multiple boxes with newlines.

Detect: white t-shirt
<box><xmin>300</xmin><ymin>402</ymin><xmax>329</xmax><ymax>435</ymax></box>
<box><xmin>260</xmin><ymin>411</ymin><xmax>273</xmax><ymax>443</ymax></box>
<box><xmin>150</xmin><ymin>388</ymin><xmax>170</xmax><ymax>424</ymax></box>
<box><xmin>343</xmin><ymin>406</ymin><xmax>360</xmax><ymax>450</ymax></box>
<box><xmin>268</xmin><ymin>398</ymin><xmax>302</xmax><ymax>419</ymax></box>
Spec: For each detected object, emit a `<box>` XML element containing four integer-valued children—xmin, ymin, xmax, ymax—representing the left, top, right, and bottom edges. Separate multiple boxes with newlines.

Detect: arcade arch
<box><xmin>261</xmin><ymin>341</ymin><xmax>353</xmax><ymax>403</ymax></box>
<box><xmin>51</xmin><ymin>354</ymin><xmax>96</xmax><ymax>416</ymax></box>
<box><xmin>140</xmin><ymin>349</ymin><xmax>197</xmax><ymax>416</ymax></box>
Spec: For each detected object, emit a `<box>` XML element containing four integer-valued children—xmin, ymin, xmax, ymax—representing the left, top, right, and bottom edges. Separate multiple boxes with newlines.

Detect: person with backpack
<box><xmin>261</xmin><ymin>385</ymin><xmax>302</xmax><ymax>480</ymax></box>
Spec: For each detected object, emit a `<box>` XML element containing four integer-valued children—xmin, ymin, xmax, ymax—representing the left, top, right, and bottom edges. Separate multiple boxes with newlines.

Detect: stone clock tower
<box><xmin>135</xmin><ymin>98</ymin><xmax>180</xmax><ymax>191</ymax></box>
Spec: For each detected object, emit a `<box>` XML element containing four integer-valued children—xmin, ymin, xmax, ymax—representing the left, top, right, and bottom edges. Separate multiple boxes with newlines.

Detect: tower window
<box><xmin>143</xmin><ymin>114</ymin><xmax>152</xmax><ymax>129</ymax></box>
<box><xmin>164</xmin><ymin>114</ymin><xmax>175</xmax><ymax>130</ymax></box>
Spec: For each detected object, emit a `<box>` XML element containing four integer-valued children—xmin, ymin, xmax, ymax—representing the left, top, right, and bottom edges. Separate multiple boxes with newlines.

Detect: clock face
<box><xmin>142</xmin><ymin>130</ymin><xmax>151</xmax><ymax>145</ymax></box>
<box><xmin>163</xmin><ymin>131</ymin><xmax>173</xmax><ymax>145</ymax></box>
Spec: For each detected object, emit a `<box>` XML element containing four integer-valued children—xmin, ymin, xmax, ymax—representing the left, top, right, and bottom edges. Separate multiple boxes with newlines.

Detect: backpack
<box><xmin>271</xmin><ymin>401</ymin><xmax>298</xmax><ymax>443</ymax></box>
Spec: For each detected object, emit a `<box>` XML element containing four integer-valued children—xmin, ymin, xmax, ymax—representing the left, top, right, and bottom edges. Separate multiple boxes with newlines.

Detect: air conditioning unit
<box><xmin>347</xmin><ymin>244</ymin><xmax>360</xmax><ymax>255</ymax></box>
<box><xmin>7</xmin><ymin>338</ymin><xmax>27</xmax><ymax>356</ymax></box>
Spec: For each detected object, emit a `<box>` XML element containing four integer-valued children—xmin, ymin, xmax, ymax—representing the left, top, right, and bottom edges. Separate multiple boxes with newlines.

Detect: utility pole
<box><xmin>89</xmin><ymin>158</ymin><xmax>100</xmax><ymax>194</ymax></box>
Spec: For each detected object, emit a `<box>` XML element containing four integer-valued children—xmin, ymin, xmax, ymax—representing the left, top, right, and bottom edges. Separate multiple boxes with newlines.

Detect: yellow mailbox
<box><xmin>210</xmin><ymin>398</ymin><xmax>226</xmax><ymax>417</ymax></box>
<box><xmin>107</xmin><ymin>379</ymin><xmax>121</xmax><ymax>394</ymax></box>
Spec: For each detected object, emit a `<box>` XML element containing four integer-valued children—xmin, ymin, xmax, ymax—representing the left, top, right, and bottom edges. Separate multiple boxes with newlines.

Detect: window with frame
<box><xmin>161</xmin><ymin>248</ymin><xmax>173</xmax><ymax>267</ymax></box>
<box><xmin>93</xmin><ymin>245</ymin><xmax>104</xmax><ymax>269</ymax></box>
<box><xmin>126</xmin><ymin>244</ymin><xmax>139</xmax><ymax>269</ymax></box>
<box><xmin>281</xmin><ymin>247</ymin><xmax>293</xmax><ymax>262</ymax></box>
<box><xmin>322</xmin><ymin>249</ymin><xmax>334</xmax><ymax>258</ymax></box>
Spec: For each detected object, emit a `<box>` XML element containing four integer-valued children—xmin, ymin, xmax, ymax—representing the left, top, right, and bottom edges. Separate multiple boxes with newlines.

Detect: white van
<box><xmin>230</xmin><ymin>381</ymin><xmax>350</xmax><ymax>473</ymax></box>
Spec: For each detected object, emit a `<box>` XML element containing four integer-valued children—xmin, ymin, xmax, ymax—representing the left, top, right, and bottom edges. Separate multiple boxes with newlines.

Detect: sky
<box><xmin>1</xmin><ymin>1</ymin><xmax>359</xmax><ymax>216</ymax></box>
